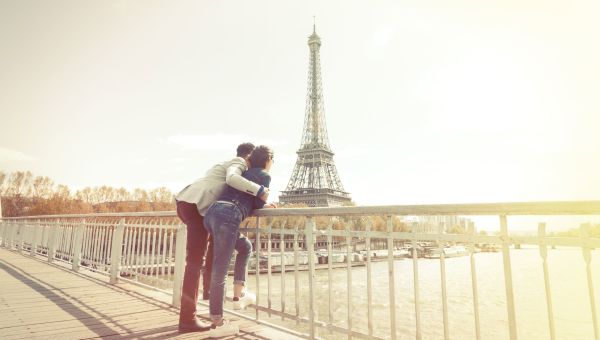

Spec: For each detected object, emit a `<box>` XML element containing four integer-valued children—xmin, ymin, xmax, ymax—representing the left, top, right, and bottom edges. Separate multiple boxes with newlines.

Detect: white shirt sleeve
<box><xmin>225</xmin><ymin>158</ymin><xmax>262</xmax><ymax>196</ymax></box>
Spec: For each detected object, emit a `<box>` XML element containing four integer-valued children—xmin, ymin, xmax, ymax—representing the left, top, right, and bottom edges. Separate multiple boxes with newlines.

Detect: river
<box><xmin>232</xmin><ymin>247</ymin><xmax>600</xmax><ymax>339</ymax></box>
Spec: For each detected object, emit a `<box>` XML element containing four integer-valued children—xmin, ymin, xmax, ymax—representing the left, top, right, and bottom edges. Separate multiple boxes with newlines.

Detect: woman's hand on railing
<box><xmin>264</xmin><ymin>203</ymin><xmax>277</xmax><ymax>209</ymax></box>
<box><xmin>259</xmin><ymin>187</ymin><xmax>270</xmax><ymax>201</ymax></box>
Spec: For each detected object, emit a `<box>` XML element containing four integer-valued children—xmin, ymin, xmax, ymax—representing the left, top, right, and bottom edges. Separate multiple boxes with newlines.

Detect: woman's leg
<box><xmin>233</xmin><ymin>235</ymin><xmax>252</xmax><ymax>297</ymax></box>
<box><xmin>202</xmin><ymin>235</ymin><xmax>214</xmax><ymax>300</ymax></box>
<box><xmin>205</xmin><ymin>204</ymin><xmax>241</xmax><ymax>324</ymax></box>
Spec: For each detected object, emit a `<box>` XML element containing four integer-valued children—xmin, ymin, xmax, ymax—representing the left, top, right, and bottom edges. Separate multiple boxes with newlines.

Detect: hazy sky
<box><xmin>1</xmin><ymin>1</ymin><xmax>599</xmax><ymax>221</ymax></box>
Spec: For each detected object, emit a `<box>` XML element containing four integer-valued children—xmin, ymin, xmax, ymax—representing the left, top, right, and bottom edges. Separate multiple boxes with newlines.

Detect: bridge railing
<box><xmin>1</xmin><ymin>201</ymin><xmax>599</xmax><ymax>340</ymax></box>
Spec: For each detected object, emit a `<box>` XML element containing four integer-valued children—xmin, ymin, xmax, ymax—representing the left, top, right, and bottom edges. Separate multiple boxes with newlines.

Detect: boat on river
<box><xmin>424</xmin><ymin>245</ymin><xmax>469</xmax><ymax>259</ymax></box>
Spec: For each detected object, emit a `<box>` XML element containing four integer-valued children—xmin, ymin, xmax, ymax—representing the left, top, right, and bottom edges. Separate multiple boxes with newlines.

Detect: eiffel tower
<box><xmin>279</xmin><ymin>25</ymin><xmax>352</xmax><ymax>207</ymax></box>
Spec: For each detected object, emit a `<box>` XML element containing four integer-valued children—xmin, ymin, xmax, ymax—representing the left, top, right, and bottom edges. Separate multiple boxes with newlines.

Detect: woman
<box><xmin>203</xmin><ymin>145</ymin><xmax>275</xmax><ymax>337</ymax></box>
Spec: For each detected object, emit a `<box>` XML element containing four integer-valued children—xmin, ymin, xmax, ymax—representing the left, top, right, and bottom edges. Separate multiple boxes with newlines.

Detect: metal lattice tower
<box><xmin>279</xmin><ymin>25</ymin><xmax>352</xmax><ymax>207</ymax></box>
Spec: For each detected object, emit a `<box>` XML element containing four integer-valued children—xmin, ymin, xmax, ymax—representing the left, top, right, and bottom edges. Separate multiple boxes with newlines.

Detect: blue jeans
<box><xmin>203</xmin><ymin>201</ymin><xmax>253</xmax><ymax>320</ymax></box>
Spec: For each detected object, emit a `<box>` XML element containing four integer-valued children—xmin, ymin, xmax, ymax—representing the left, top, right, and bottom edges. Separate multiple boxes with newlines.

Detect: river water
<box><xmin>232</xmin><ymin>247</ymin><xmax>600</xmax><ymax>339</ymax></box>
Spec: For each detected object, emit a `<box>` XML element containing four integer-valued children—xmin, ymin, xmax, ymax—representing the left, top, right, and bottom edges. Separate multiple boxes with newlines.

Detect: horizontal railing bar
<box><xmin>220</xmin><ymin>304</ymin><xmax>311</xmax><ymax>339</ymax></box>
<box><xmin>252</xmin><ymin>304</ymin><xmax>310</xmax><ymax>323</ymax></box>
<box><xmin>251</xmin><ymin>304</ymin><xmax>386</xmax><ymax>340</ymax></box>
<box><xmin>243</xmin><ymin>229</ymin><xmax>600</xmax><ymax>248</ymax></box>
<box><xmin>543</xmin><ymin>237</ymin><xmax>599</xmax><ymax>247</ymax></box>
<box><xmin>6</xmin><ymin>228</ymin><xmax>600</xmax><ymax>248</ymax></box>
<box><xmin>241</xmin><ymin>228</ymin><xmax>304</xmax><ymax>236</ymax></box>
<box><xmin>320</xmin><ymin>323</ymin><xmax>387</xmax><ymax>340</ymax></box>
<box><xmin>1</xmin><ymin>211</ymin><xmax>179</xmax><ymax>219</ymax></box>
<box><xmin>253</xmin><ymin>201</ymin><xmax>600</xmax><ymax>216</ymax></box>
<box><xmin>4</xmin><ymin>225</ymin><xmax>600</xmax><ymax>249</ymax></box>
<box><xmin>3</xmin><ymin>201</ymin><xmax>600</xmax><ymax>220</ymax></box>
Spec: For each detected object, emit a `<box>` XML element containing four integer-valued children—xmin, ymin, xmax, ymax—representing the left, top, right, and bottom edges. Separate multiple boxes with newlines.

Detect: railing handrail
<box><xmin>2</xmin><ymin>200</ymin><xmax>600</xmax><ymax>220</ymax></box>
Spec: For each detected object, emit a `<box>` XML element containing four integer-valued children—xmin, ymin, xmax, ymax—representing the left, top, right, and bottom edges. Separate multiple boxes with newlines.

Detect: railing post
<box><xmin>3</xmin><ymin>222</ymin><xmax>7</xmax><ymax>248</ymax></box>
<box><xmin>267</xmin><ymin>221</ymin><xmax>272</xmax><ymax>317</ymax></box>
<box><xmin>10</xmin><ymin>221</ymin><xmax>17</xmax><ymax>250</ymax></box>
<box><xmin>255</xmin><ymin>216</ymin><xmax>261</xmax><ymax>320</ymax></box>
<box><xmin>280</xmin><ymin>220</ymin><xmax>288</xmax><ymax>322</ymax></box>
<box><xmin>468</xmin><ymin>222</ymin><xmax>481</xmax><ymax>340</ymax></box>
<box><xmin>581</xmin><ymin>223</ymin><xmax>599</xmax><ymax>340</ymax></box>
<box><xmin>326</xmin><ymin>221</ymin><xmax>333</xmax><ymax>330</ymax></box>
<box><xmin>109</xmin><ymin>218</ymin><xmax>126</xmax><ymax>284</ymax></box>
<box><xmin>500</xmin><ymin>215</ymin><xmax>517</xmax><ymax>340</ymax></box>
<box><xmin>172</xmin><ymin>224</ymin><xmax>187</xmax><ymax>307</ymax></box>
<box><xmin>345</xmin><ymin>220</ymin><xmax>353</xmax><ymax>340</ymax></box>
<box><xmin>412</xmin><ymin>219</ymin><xmax>422</xmax><ymax>340</ymax></box>
<box><xmin>30</xmin><ymin>220</ymin><xmax>39</xmax><ymax>257</ymax></box>
<box><xmin>16</xmin><ymin>221</ymin><xmax>24</xmax><ymax>254</ymax></box>
<box><xmin>4</xmin><ymin>222</ymin><xmax>9</xmax><ymax>249</ymax></box>
<box><xmin>387</xmin><ymin>215</ymin><xmax>397</xmax><ymax>340</ymax></box>
<box><xmin>47</xmin><ymin>220</ymin><xmax>59</xmax><ymax>263</ymax></box>
<box><xmin>305</xmin><ymin>216</ymin><xmax>317</xmax><ymax>339</ymax></box>
<box><xmin>365</xmin><ymin>219</ymin><xmax>373</xmax><ymax>337</ymax></box>
<box><xmin>0</xmin><ymin>216</ymin><xmax>8</xmax><ymax>248</ymax></box>
<box><xmin>293</xmin><ymin>221</ymin><xmax>300</xmax><ymax>324</ymax></box>
<box><xmin>72</xmin><ymin>220</ymin><xmax>86</xmax><ymax>272</ymax></box>
<box><xmin>538</xmin><ymin>223</ymin><xmax>556</xmax><ymax>340</ymax></box>
<box><xmin>7</xmin><ymin>221</ymin><xmax>16</xmax><ymax>250</ymax></box>
<box><xmin>438</xmin><ymin>222</ymin><xmax>449</xmax><ymax>340</ymax></box>
<box><xmin>12</xmin><ymin>221</ymin><xmax>19</xmax><ymax>251</ymax></box>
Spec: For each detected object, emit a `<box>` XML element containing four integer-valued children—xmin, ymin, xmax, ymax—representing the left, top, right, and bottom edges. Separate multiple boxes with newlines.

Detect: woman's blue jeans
<box><xmin>203</xmin><ymin>201</ymin><xmax>253</xmax><ymax>321</ymax></box>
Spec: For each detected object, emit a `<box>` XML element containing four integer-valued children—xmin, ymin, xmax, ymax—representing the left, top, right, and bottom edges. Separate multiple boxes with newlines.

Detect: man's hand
<box><xmin>264</xmin><ymin>203</ymin><xmax>277</xmax><ymax>209</ymax></box>
<box><xmin>259</xmin><ymin>187</ymin><xmax>270</xmax><ymax>201</ymax></box>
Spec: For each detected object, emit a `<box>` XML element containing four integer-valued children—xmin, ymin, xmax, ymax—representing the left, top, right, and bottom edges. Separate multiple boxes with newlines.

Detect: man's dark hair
<box><xmin>248</xmin><ymin>145</ymin><xmax>274</xmax><ymax>169</ymax></box>
<box><xmin>236</xmin><ymin>143</ymin><xmax>255</xmax><ymax>158</ymax></box>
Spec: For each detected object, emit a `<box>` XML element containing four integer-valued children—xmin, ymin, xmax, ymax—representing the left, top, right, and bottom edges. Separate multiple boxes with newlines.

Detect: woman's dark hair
<box><xmin>248</xmin><ymin>145</ymin><xmax>274</xmax><ymax>169</ymax></box>
<box><xmin>236</xmin><ymin>142</ymin><xmax>255</xmax><ymax>158</ymax></box>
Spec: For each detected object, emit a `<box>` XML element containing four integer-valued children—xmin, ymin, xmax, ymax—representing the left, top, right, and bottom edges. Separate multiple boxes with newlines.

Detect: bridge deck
<box><xmin>0</xmin><ymin>248</ymin><xmax>300</xmax><ymax>340</ymax></box>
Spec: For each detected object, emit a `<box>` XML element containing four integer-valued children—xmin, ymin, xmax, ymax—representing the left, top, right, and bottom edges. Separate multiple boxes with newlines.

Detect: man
<box><xmin>175</xmin><ymin>143</ymin><xmax>268</xmax><ymax>333</ymax></box>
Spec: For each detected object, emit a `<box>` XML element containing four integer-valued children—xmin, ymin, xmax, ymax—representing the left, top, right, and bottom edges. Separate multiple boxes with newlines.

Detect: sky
<box><xmin>1</xmin><ymin>1</ymin><xmax>599</xmax><ymax>230</ymax></box>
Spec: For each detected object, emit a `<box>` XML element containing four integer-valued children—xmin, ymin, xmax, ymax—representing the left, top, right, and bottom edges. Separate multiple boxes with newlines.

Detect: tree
<box><xmin>116</xmin><ymin>187</ymin><xmax>131</xmax><ymax>201</ymax></box>
<box><xmin>32</xmin><ymin>176</ymin><xmax>54</xmax><ymax>199</ymax></box>
<box><xmin>0</xmin><ymin>171</ymin><xmax>7</xmax><ymax>195</ymax></box>
<box><xmin>6</xmin><ymin>171</ymin><xmax>33</xmax><ymax>197</ymax></box>
<box><xmin>447</xmin><ymin>224</ymin><xmax>467</xmax><ymax>234</ymax></box>
<box><xmin>133</xmin><ymin>188</ymin><xmax>149</xmax><ymax>202</ymax></box>
<box><xmin>149</xmin><ymin>187</ymin><xmax>173</xmax><ymax>203</ymax></box>
<box><xmin>0</xmin><ymin>171</ymin><xmax>178</xmax><ymax>216</ymax></box>
<box><xmin>75</xmin><ymin>187</ymin><xmax>93</xmax><ymax>204</ymax></box>
<box><xmin>2</xmin><ymin>171</ymin><xmax>34</xmax><ymax>216</ymax></box>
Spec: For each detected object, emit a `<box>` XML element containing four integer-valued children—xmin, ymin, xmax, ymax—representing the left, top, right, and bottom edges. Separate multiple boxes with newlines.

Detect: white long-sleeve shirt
<box><xmin>175</xmin><ymin>157</ymin><xmax>262</xmax><ymax>216</ymax></box>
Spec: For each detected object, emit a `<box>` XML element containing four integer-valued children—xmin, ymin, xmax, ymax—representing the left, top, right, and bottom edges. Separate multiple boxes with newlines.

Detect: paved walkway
<box><xmin>0</xmin><ymin>248</ymin><xmax>300</xmax><ymax>339</ymax></box>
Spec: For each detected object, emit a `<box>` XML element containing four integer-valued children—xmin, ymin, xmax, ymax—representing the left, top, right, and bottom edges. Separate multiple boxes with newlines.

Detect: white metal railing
<box><xmin>1</xmin><ymin>201</ymin><xmax>599</xmax><ymax>339</ymax></box>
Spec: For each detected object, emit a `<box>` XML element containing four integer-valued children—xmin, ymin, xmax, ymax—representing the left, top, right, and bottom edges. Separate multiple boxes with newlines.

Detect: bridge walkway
<box><xmin>0</xmin><ymin>248</ymin><xmax>298</xmax><ymax>340</ymax></box>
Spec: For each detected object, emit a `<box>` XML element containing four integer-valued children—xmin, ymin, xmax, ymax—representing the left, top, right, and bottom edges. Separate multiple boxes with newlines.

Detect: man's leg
<box><xmin>177</xmin><ymin>201</ymin><xmax>209</xmax><ymax>329</ymax></box>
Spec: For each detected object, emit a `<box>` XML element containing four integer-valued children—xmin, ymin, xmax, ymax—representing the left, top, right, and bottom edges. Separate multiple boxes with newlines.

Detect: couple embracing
<box><xmin>175</xmin><ymin>143</ymin><xmax>276</xmax><ymax>337</ymax></box>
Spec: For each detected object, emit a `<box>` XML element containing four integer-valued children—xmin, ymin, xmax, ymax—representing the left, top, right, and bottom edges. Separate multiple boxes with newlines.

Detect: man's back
<box><xmin>176</xmin><ymin>157</ymin><xmax>249</xmax><ymax>216</ymax></box>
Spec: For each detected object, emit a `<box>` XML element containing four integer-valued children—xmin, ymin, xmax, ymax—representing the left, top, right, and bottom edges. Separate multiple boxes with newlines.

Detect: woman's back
<box><xmin>218</xmin><ymin>167</ymin><xmax>271</xmax><ymax>219</ymax></box>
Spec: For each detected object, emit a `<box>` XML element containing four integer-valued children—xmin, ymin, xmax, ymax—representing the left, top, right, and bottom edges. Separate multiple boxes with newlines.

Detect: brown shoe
<box><xmin>178</xmin><ymin>318</ymin><xmax>211</xmax><ymax>333</ymax></box>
